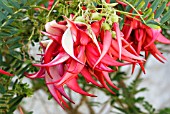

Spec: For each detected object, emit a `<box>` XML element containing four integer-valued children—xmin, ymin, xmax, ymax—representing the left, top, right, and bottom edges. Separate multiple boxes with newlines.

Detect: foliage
<box><xmin>0</xmin><ymin>75</ymin><xmax>32</xmax><ymax>114</ymax></box>
<box><xmin>0</xmin><ymin>0</ymin><xmax>170</xmax><ymax>113</ymax></box>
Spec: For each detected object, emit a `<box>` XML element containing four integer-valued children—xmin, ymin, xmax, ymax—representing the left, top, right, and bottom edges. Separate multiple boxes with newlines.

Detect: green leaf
<box><xmin>161</xmin><ymin>24</ymin><xmax>170</xmax><ymax>29</ymax></box>
<box><xmin>9</xmin><ymin>50</ymin><xmax>22</xmax><ymax>60</ymax></box>
<box><xmin>6</xmin><ymin>37</ymin><xmax>21</xmax><ymax>44</ymax></box>
<box><xmin>136</xmin><ymin>0</ymin><xmax>145</xmax><ymax>10</ymax></box>
<box><xmin>0</xmin><ymin>32</ymin><xmax>12</xmax><ymax>37</ymax></box>
<box><xmin>7</xmin><ymin>95</ymin><xmax>24</xmax><ymax>113</ymax></box>
<box><xmin>0</xmin><ymin>1</ymin><xmax>13</xmax><ymax>14</ymax></box>
<box><xmin>154</xmin><ymin>1</ymin><xmax>167</xmax><ymax>19</ymax></box>
<box><xmin>8</xmin><ymin>0</ymin><xmax>20</xmax><ymax>9</ymax></box>
<box><xmin>143</xmin><ymin>0</ymin><xmax>150</xmax><ymax>10</ymax></box>
<box><xmin>0</xmin><ymin>12</ymin><xmax>7</xmax><ymax>21</ymax></box>
<box><xmin>21</xmin><ymin>0</ymin><xmax>27</xmax><ymax>5</ymax></box>
<box><xmin>160</xmin><ymin>8</ymin><xmax>170</xmax><ymax>23</ymax></box>
<box><xmin>159</xmin><ymin>108</ymin><xmax>170</xmax><ymax>114</ymax></box>
<box><xmin>150</xmin><ymin>0</ymin><xmax>161</xmax><ymax>12</ymax></box>
<box><xmin>9</xmin><ymin>43</ymin><xmax>23</xmax><ymax>49</ymax></box>
<box><xmin>142</xmin><ymin>8</ymin><xmax>152</xmax><ymax>18</ymax></box>
<box><xmin>0</xmin><ymin>84</ymin><xmax>6</xmax><ymax>94</ymax></box>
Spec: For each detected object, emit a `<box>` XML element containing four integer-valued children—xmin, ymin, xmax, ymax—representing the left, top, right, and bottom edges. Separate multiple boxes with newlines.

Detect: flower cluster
<box><xmin>26</xmin><ymin>1</ymin><xmax>170</xmax><ymax>108</ymax></box>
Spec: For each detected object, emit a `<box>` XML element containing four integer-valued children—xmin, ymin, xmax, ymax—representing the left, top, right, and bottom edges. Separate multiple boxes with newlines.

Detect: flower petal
<box><xmin>0</xmin><ymin>69</ymin><xmax>13</xmax><ymax>76</ymax></box>
<box><xmin>34</xmin><ymin>52</ymin><xmax>69</xmax><ymax>67</ymax></box>
<box><xmin>157</xmin><ymin>33</ymin><xmax>170</xmax><ymax>44</ymax></box>
<box><xmin>62</xmin><ymin>27</ymin><xmax>84</xmax><ymax>64</ymax></box>
<box><xmin>94</xmin><ymin>30</ymin><xmax>112</xmax><ymax>68</ymax></box>
<box><xmin>113</xmin><ymin>22</ymin><xmax>122</xmax><ymax>60</ymax></box>
<box><xmin>80</xmin><ymin>67</ymin><xmax>102</xmax><ymax>87</ymax></box>
<box><xmin>66</xmin><ymin>77</ymin><xmax>96</xmax><ymax>97</ymax></box>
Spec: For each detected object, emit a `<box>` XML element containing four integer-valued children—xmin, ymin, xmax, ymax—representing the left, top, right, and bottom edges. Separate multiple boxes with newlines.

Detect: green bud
<box><xmin>74</xmin><ymin>16</ymin><xmax>85</xmax><ymax>23</ymax></box>
<box><xmin>111</xmin><ymin>31</ymin><xmax>116</xmax><ymax>38</ymax></box>
<box><xmin>91</xmin><ymin>12</ymin><xmax>102</xmax><ymax>20</ymax></box>
<box><xmin>102</xmin><ymin>23</ymin><xmax>110</xmax><ymax>31</ymax></box>
<box><xmin>110</xmin><ymin>14</ymin><xmax>119</xmax><ymax>23</ymax></box>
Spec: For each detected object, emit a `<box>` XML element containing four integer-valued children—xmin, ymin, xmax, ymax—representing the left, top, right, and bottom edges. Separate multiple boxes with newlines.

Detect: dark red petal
<box><xmin>94</xmin><ymin>30</ymin><xmax>112</xmax><ymax>68</ymax></box>
<box><xmin>80</xmin><ymin>67</ymin><xmax>102</xmax><ymax>87</ymax></box>
<box><xmin>102</xmin><ymin>71</ymin><xmax>119</xmax><ymax>90</ymax></box>
<box><xmin>66</xmin><ymin>77</ymin><xmax>96</xmax><ymax>97</ymax></box>
<box><xmin>95</xmin><ymin>71</ymin><xmax>116</xmax><ymax>94</ymax></box>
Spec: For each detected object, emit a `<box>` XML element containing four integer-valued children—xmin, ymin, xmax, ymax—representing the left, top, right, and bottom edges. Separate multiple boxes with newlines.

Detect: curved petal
<box><xmin>113</xmin><ymin>22</ymin><xmax>122</xmax><ymax>60</ymax></box>
<box><xmin>62</xmin><ymin>27</ymin><xmax>84</xmax><ymax>65</ymax></box>
<box><xmin>66</xmin><ymin>77</ymin><xmax>96</xmax><ymax>97</ymax></box>
<box><xmin>0</xmin><ymin>69</ymin><xmax>13</xmax><ymax>76</ymax></box>
<box><xmin>94</xmin><ymin>30</ymin><xmax>112</xmax><ymax>68</ymax></box>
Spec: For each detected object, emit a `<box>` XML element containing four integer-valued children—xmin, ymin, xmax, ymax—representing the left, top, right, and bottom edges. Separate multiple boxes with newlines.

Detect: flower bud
<box><xmin>75</xmin><ymin>16</ymin><xmax>85</xmax><ymax>23</ymax></box>
<box><xmin>111</xmin><ymin>31</ymin><xmax>116</xmax><ymax>38</ymax></box>
<box><xmin>82</xmin><ymin>5</ymin><xmax>87</xmax><ymax>10</ymax></box>
<box><xmin>92</xmin><ymin>12</ymin><xmax>102</xmax><ymax>20</ymax></box>
<box><xmin>110</xmin><ymin>14</ymin><xmax>119</xmax><ymax>23</ymax></box>
<box><xmin>102</xmin><ymin>22</ymin><xmax>110</xmax><ymax>31</ymax></box>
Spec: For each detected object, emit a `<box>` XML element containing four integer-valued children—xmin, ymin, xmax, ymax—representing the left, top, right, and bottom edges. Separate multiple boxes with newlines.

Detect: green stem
<box><xmin>73</xmin><ymin>2</ymin><xmax>83</xmax><ymax>20</ymax></box>
<box><xmin>30</xmin><ymin>5</ymin><xmax>49</xmax><ymax>11</ymax></box>
<box><xmin>115</xmin><ymin>9</ymin><xmax>140</xmax><ymax>16</ymax></box>
<box><xmin>46</xmin><ymin>0</ymin><xmax>60</xmax><ymax>22</ymax></box>
<box><xmin>121</xmin><ymin>0</ymin><xmax>146</xmax><ymax>24</ymax></box>
<box><xmin>28</xmin><ymin>27</ymin><xmax>35</xmax><ymax>41</ymax></box>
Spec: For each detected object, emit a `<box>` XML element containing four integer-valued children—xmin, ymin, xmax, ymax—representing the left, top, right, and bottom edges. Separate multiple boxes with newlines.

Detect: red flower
<box><xmin>0</xmin><ymin>69</ymin><xmax>13</xmax><ymax>76</ymax></box>
<box><xmin>122</xmin><ymin>17</ymin><xmax>170</xmax><ymax>62</ymax></box>
<box><xmin>26</xmin><ymin>16</ymin><xmax>145</xmax><ymax>108</ymax></box>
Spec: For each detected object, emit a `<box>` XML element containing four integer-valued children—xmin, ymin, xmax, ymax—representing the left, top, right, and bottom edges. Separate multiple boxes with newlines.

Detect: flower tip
<box><xmin>0</xmin><ymin>69</ymin><xmax>14</xmax><ymax>76</ymax></box>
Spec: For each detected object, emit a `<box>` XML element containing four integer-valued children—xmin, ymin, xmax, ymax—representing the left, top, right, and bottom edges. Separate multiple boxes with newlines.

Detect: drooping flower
<box><xmin>0</xmin><ymin>69</ymin><xmax>13</xmax><ymax>76</ymax></box>
<box><xmin>122</xmin><ymin>17</ymin><xmax>170</xmax><ymax>62</ymax></box>
<box><xmin>26</xmin><ymin>15</ymin><xmax>145</xmax><ymax>108</ymax></box>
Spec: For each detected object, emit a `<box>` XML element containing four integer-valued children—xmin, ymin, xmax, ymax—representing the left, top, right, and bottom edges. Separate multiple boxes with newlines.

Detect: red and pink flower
<box><xmin>122</xmin><ymin>17</ymin><xmax>170</xmax><ymax>62</ymax></box>
<box><xmin>26</xmin><ymin>15</ymin><xmax>145</xmax><ymax>108</ymax></box>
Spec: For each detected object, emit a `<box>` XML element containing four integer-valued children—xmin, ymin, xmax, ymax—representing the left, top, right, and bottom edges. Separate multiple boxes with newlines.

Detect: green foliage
<box><xmin>116</xmin><ymin>0</ymin><xmax>170</xmax><ymax>25</ymax></box>
<box><xmin>0</xmin><ymin>76</ymin><xmax>32</xmax><ymax>114</ymax></box>
<box><xmin>159</xmin><ymin>108</ymin><xmax>170</xmax><ymax>114</ymax></box>
<box><xmin>109</xmin><ymin>78</ymin><xmax>155</xmax><ymax>114</ymax></box>
<box><xmin>0</xmin><ymin>0</ymin><xmax>170</xmax><ymax>113</ymax></box>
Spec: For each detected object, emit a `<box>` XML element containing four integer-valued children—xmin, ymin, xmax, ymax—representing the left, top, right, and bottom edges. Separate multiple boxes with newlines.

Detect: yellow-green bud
<box><xmin>110</xmin><ymin>14</ymin><xmax>119</xmax><ymax>23</ymax></box>
<box><xmin>111</xmin><ymin>31</ymin><xmax>116</xmax><ymax>38</ymax></box>
<box><xmin>102</xmin><ymin>23</ymin><xmax>110</xmax><ymax>31</ymax></box>
<box><xmin>75</xmin><ymin>16</ymin><xmax>85</xmax><ymax>23</ymax></box>
<box><xmin>92</xmin><ymin>12</ymin><xmax>102</xmax><ymax>20</ymax></box>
